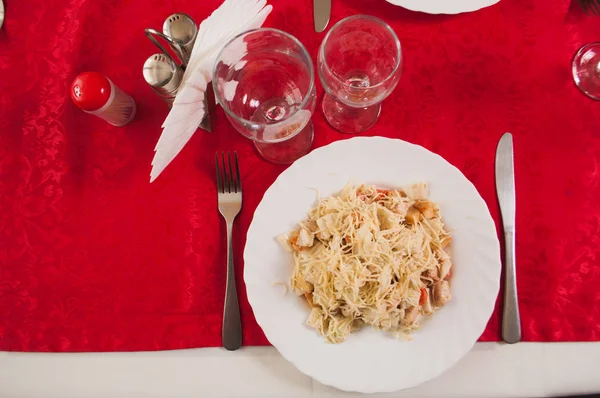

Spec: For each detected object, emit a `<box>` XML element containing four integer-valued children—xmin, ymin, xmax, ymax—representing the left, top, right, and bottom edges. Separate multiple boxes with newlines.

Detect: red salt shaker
<box><xmin>70</xmin><ymin>72</ymin><xmax>136</xmax><ymax>126</ymax></box>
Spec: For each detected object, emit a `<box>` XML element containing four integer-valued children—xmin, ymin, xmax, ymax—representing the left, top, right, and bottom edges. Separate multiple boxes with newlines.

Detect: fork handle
<box><xmin>222</xmin><ymin>222</ymin><xmax>242</xmax><ymax>351</ymax></box>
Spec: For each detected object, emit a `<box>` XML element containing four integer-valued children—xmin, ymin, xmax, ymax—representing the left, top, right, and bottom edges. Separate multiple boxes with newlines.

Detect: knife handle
<box><xmin>502</xmin><ymin>230</ymin><xmax>521</xmax><ymax>344</ymax></box>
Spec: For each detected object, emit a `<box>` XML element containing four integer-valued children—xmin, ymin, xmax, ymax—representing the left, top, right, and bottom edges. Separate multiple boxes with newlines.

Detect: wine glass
<box><xmin>213</xmin><ymin>28</ymin><xmax>316</xmax><ymax>164</ymax></box>
<box><xmin>318</xmin><ymin>15</ymin><xmax>402</xmax><ymax>134</ymax></box>
<box><xmin>572</xmin><ymin>42</ymin><xmax>600</xmax><ymax>100</ymax></box>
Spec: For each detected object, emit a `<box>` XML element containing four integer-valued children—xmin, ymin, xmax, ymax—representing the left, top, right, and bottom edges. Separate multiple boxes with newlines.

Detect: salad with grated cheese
<box><xmin>278</xmin><ymin>183</ymin><xmax>453</xmax><ymax>343</ymax></box>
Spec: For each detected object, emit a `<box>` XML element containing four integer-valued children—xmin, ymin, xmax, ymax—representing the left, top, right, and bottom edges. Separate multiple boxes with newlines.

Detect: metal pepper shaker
<box><xmin>143</xmin><ymin>53</ymin><xmax>183</xmax><ymax>107</ymax></box>
<box><xmin>162</xmin><ymin>13</ymin><xmax>198</xmax><ymax>66</ymax></box>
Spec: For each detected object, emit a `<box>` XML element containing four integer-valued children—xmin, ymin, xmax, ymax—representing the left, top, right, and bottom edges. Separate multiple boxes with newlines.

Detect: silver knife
<box><xmin>313</xmin><ymin>0</ymin><xmax>331</xmax><ymax>33</ymax></box>
<box><xmin>495</xmin><ymin>132</ymin><xmax>521</xmax><ymax>344</ymax></box>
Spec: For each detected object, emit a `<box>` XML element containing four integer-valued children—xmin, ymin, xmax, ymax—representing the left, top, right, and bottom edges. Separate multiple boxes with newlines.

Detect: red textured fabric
<box><xmin>1</xmin><ymin>0</ymin><xmax>599</xmax><ymax>352</ymax></box>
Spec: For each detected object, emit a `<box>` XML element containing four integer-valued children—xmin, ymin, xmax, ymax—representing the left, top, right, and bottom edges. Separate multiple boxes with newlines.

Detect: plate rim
<box><xmin>385</xmin><ymin>0</ymin><xmax>500</xmax><ymax>14</ymax></box>
<box><xmin>243</xmin><ymin>136</ymin><xmax>501</xmax><ymax>393</ymax></box>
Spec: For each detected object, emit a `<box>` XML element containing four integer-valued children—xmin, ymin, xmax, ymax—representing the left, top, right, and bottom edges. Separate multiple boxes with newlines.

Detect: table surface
<box><xmin>1</xmin><ymin>342</ymin><xmax>599</xmax><ymax>397</ymax></box>
<box><xmin>1</xmin><ymin>0</ymin><xmax>600</xmax><ymax>351</ymax></box>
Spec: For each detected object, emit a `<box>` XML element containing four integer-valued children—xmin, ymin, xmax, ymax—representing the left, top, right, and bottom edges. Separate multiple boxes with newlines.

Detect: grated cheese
<box><xmin>279</xmin><ymin>183</ymin><xmax>453</xmax><ymax>343</ymax></box>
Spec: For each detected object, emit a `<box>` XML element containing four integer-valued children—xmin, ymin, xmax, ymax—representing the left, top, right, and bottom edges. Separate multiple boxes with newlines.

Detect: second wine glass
<box><xmin>318</xmin><ymin>15</ymin><xmax>402</xmax><ymax>134</ymax></box>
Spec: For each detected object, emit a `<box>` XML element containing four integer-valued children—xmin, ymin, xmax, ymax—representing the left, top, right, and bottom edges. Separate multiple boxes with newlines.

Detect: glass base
<box><xmin>254</xmin><ymin>121</ymin><xmax>314</xmax><ymax>164</ymax></box>
<box><xmin>322</xmin><ymin>94</ymin><xmax>381</xmax><ymax>134</ymax></box>
<box><xmin>572</xmin><ymin>43</ymin><xmax>600</xmax><ymax>101</ymax></box>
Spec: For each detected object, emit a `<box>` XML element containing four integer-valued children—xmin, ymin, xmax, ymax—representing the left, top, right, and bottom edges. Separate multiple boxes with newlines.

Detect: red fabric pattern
<box><xmin>0</xmin><ymin>0</ymin><xmax>599</xmax><ymax>352</ymax></box>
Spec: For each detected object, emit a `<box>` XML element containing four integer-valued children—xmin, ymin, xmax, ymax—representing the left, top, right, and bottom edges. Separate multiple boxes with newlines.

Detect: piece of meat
<box><xmin>294</xmin><ymin>278</ymin><xmax>314</xmax><ymax>295</ymax></box>
<box><xmin>403</xmin><ymin>305</ymin><xmax>419</xmax><ymax>325</ymax></box>
<box><xmin>408</xmin><ymin>183</ymin><xmax>428</xmax><ymax>200</ymax></box>
<box><xmin>444</xmin><ymin>268</ymin><xmax>453</xmax><ymax>280</ymax></box>
<box><xmin>305</xmin><ymin>292</ymin><xmax>315</xmax><ymax>308</ymax></box>
<box><xmin>440</xmin><ymin>257</ymin><xmax>452</xmax><ymax>280</ymax></box>
<box><xmin>377</xmin><ymin>206</ymin><xmax>401</xmax><ymax>230</ymax></box>
<box><xmin>421</xmin><ymin>289</ymin><xmax>434</xmax><ymax>314</ymax></box>
<box><xmin>288</xmin><ymin>231</ymin><xmax>301</xmax><ymax>251</ymax></box>
<box><xmin>405</xmin><ymin>206</ymin><xmax>422</xmax><ymax>225</ymax></box>
<box><xmin>276</xmin><ymin>233</ymin><xmax>293</xmax><ymax>252</ymax></box>
<box><xmin>296</xmin><ymin>228</ymin><xmax>314</xmax><ymax>247</ymax></box>
<box><xmin>432</xmin><ymin>280</ymin><xmax>451</xmax><ymax>306</ymax></box>
<box><xmin>288</xmin><ymin>229</ymin><xmax>314</xmax><ymax>251</ymax></box>
<box><xmin>435</xmin><ymin>248</ymin><xmax>452</xmax><ymax>279</ymax></box>
<box><xmin>316</xmin><ymin>214</ymin><xmax>335</xmax><ymax>240</ymax></box>
<box><xmin>440</xmin><ymin>235</ymin><xmax>452</xmax><ymax>248</ymax></box>
<box><xmin>413</xmin><ymin>200</ymin><xmax>436</xmax><ymax>219</ymax></box>
<box><xmin>421</xmin><ymin>268</ymin><xmax>440</xmax><ymax>281</ymax></box>
<box><xmin>300</xmin><ymin>219</ymin><xmax>318</xmax><ymax>233</ymax></box>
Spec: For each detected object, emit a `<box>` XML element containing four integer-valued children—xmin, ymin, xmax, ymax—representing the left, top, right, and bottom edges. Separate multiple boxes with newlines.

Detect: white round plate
<box><xmin>386</xmin><ymin>0</ymin><xmax>499</xmax><ymax>14</ymax></box>
<box><xmin>244</xmin><ymin>137</ymin><xmax>501</xmax><ymax>393</ymax></box>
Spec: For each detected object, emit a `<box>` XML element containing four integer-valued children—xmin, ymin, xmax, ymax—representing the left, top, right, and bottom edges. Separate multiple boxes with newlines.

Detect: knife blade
<box><xmin>495</xmin><ymin>132</ymin><xmax>521</xmax><ymax>344</ymax></box>
<box><xmin>313</xmin><ymin>0</ymin><xmax>331</xmax><ymax>33</ymax></box>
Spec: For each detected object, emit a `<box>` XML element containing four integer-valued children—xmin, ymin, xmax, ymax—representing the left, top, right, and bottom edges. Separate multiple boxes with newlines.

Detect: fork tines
<box><xmin>579</xmin><ymin>0</ymin><xmax>600</xmax><ymax>15</ymax></box>
<box><xmin>215</xmin><ymin>152</ymin><xmax>241</xmax><ymax>194</ymax></box>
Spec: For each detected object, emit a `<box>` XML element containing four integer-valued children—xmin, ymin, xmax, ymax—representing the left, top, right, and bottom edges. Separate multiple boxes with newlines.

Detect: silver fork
<box><xmin>578</xmin><ymin>0</ymin><xmax>600</xmax><ymax>15</ymax></box>
<box><xmin>215</xmin><ymin>152</ymin><xmax>243</xmax><ymax>351</ymax></box>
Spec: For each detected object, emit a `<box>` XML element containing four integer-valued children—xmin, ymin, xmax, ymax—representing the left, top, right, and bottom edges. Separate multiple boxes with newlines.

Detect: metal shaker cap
<box><xmin>163</xmin><ymin>13</ymin><xmax>197</xmax><ymax>47</ymax></box>
<box><xmin>143</xmin><ymin>53</ymin><xmax>183</xmax><ymax>101</ymax></box>
<box><xmin>163</xmin><ymin>13</ymin><xmax>197</xmax><ymax>64</ymax></box>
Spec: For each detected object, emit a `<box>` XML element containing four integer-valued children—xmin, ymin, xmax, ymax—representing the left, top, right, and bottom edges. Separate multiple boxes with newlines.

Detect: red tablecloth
<box><xmin>1</xmin><ymin>0</ymin><xmax>599</xmax><ymax>352</ymax></box>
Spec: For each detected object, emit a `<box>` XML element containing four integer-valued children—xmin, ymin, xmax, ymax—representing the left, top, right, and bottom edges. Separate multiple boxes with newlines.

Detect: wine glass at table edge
<box><xmin>213</xmin><ymin>28</ymin><xmax>316</xmax><ymax>164</ymax></box>
<box><xmin>573</xmin><ymin>42</ymin><xmax>600</xmax><ymax>101</ymax></box>
<box><xmin>318</xmin><ymin>15</ymin><xmax>402</xmax><ymax>134</ymax></box>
